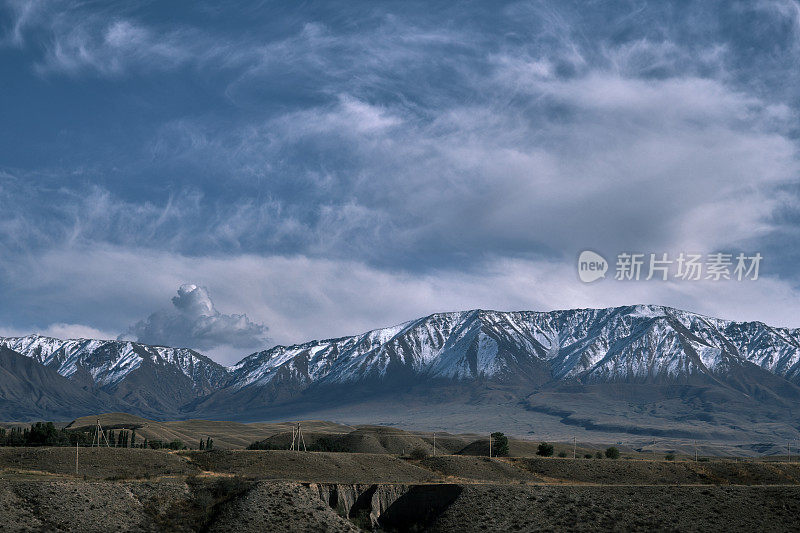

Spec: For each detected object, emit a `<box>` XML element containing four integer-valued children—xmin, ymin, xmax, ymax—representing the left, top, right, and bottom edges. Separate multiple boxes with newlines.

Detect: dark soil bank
<box><xmin>427</xmin><ymin>484</ymin><xmax>800</xmax><ymax>532</ymax></box>
<box><xmin>1</xmin><ymin>480</ymin><xmax>799</xmax><ymax>532</ymax></box>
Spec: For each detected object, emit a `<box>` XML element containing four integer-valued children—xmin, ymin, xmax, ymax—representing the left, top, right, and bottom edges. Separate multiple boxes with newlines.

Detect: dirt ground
<box><xmin>426</xmin><ymin>485</ymin><xmax>800</xmax><ymax>532</ymax></box>
<box><xmin>209</xmin><ymin>481</ymin><xmax>360</xmax><ymax>532</ymax></box>
<box><xmin>2</xmin><ymin>448</ymin><xmax>800</xmax><ymax>531</ymax></box>
<box><xmin>0</xmin><ymin>478</ymin><xmax>190</xmax><ymax>532</ymax></box>
<box><xmin>508</xmin><ymin>456</ymin><xmax>800</xmax><ymax>485</ymax></box>
<box><xmin>419</xmin><ymin>455</ymin><xmax>543</xmax><ymax>482</ymax></box>
<box><xmin>0</xmin><ymin>447</ymin><xmax>198</xmax><ymax>479</ymax></box>
<box><xmin>181</xmin><ymin>449</ymin><xmax>438</xmax><ymax>483</ymax></box>
<box><xmin>1</xmin><ymin>478</ymin><xmax>797</xmax><ymax>532</ymax></box>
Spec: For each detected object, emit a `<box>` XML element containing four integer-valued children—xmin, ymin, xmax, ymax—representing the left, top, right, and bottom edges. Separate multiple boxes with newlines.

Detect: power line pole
<box><xmin>489</xmin><ymin>434</ymin><xmax>492</xmax><ymax>458</ymax></box>
<box><xmin>433</xmin><ymin>432</ymin><xmax>436</xmax><ymax>457</ymax></box>
<box><xmin>573</xmin><ymin>437</ymin><xmax>576</xmax><ymax>459</ymax></box>
<box><xmin>93</xmin><ymin>419</ymin><xmax>109</xmax><ymax>447</ymax></box>
<box><xmin>298</xmin><ymin>423</ymin><xmax>306</xmax><ymax>452</ymax></box>
<box><xmin>694</xmin><ymin>441</ymin><xmax>698</xmax><ymax>462</ymax></box>
<box><xmin>75</xmin><ymin>441</ymin><xmax>79</xmax><ymax>475</ymax></box>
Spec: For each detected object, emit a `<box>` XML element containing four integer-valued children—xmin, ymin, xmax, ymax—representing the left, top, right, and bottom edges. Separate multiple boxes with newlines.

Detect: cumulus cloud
<box><xmin>121</xmin><ymin>284</ymin><xmax>269</xmax><ymax>352</ymax></box>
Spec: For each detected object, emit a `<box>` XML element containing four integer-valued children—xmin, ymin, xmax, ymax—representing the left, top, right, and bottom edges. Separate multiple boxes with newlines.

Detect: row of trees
<box><xmin>0</xmin><ymin>423</ymin><xmax>146</xmax><ymax>448</ymax></box>
<box><xmin>103</xmin><ymin>428</ymin><xmax>137</xmax><ymax>447</ymax></box>
<box><xmin>0</xmin><ymin>423</ymin><xmax>87</xmax><ymax>447</ymax></box>
<box><xmin>0</xmin><ymin>422</ymin><xmax>212</xmax><ymax>451</ymax></box>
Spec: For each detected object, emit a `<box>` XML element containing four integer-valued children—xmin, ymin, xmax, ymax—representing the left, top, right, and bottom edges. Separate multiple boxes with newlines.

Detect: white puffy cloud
<box><xmin>121</xmin><ymin>283</ymin><xmax>269</xmax><ymax>352</ymax></box>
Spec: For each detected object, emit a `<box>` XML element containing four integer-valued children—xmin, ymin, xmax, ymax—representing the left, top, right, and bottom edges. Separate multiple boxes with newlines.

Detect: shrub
<box><xmin>665</xmin><ymin>453</ymin><xmax>675</xmax><ymax>461</ymax></box>
<box><xmin>537</xmin><ymin>442</ymin><xmax>554</xmax><ymax>457</ymax></box>
<box><xmin>310</xmin><ymin>436</ymin><xmax>346</xmax><ymax>452</ymax></box>
<box><xmin>410</xmin><ymin>447</ymin><xmax>429</xmax><ymax>460</ymax></box>
<box><xmin>558</xmin><ymin>451</ymin><xmax>567</xmax><ymax>458</ymax></box>
<box><xmin>247</xmin><ymin>440</ymin><xmax>287</xmax><ymax>450</ymax></box>
<box><xmin>595</xmin><ymin>451</ymin><xmax>603</xmax><ymax>459</ymax></box>
<box><xmin>490</xmin><ymin>432</ymin><xmax>510</xmax><ymax>457</ymax></box>
<box><xmin>584</xmin><ymin>454</ymin><xmax>593</xmax><ymax>459</ymax></box>
<box><xmin>605</xmin><ymin>447</ymin><xmax>620</xmax><ymax>459</ymax></box>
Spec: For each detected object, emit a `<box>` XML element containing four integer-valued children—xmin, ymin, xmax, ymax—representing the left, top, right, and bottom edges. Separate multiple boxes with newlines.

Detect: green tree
<box><xmin>605</xmin><ymin>447</ymin><xmax>620</xmax><ymax>459</ymax></box>
<box><xmin>27</xmin><ymin>422</ymin><xmax>60</xmax><ymax>446</ymax></box>
<box><xmin>537</xmin><ymin>442</ymin><xmax>554</xmax><ymax>457</ymax></box>
<box><xmin>200</xmin><ymin>439</ymin><xmax>205</xmax><ymax>450</ymax></box>
<box><xmin>490</xmin><ymin>432</ymin><xmax>509</xmax><ymax>457</ymax></box>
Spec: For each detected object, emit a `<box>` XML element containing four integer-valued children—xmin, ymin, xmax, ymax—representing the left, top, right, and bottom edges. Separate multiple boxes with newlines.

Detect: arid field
<box><xmin>1</xmin><ymin>442</ymin><xmax>799</xmax><ymax>532</ymax></box>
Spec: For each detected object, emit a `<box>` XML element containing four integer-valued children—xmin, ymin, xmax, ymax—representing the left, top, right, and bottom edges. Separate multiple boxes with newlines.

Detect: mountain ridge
<box><xmin>3</xmin><ymin>304</ymin><xmax>800</xmax><ymax>439</ymax></box>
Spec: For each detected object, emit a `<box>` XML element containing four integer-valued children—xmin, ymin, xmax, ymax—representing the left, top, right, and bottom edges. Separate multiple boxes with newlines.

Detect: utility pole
<box><xmin>75</xmin><ymin>441</ymin><xmax>79</xmax><ymax>475</ymax></box>
<box><xmin>573</xmin><ymin>437</ymin><xmax>576</xmax><ymax>459</ymax></box>
<box><xmin>694</xmin><ymin>441</ymin><xmax>698</xmax><ymax>462</ymax></box>
<box><xmin>789</xmin><ymin>442</ymin><xmax>791</xmax><ymax>463</ymax></box>
<box><xmin>433</xmin><ymin>433</ymin><xmax>436</xmax><ymax>457</ymax></box>
<box><xmin>298</xmin><ymin>423</ymin><xmax>306</xmax><ymax>452</ymax></box>
<box><xmin>653</xmin><ymin>439</ymin><xmax>656</xmax><ymax>460</ymax></box>
<box><xmin>93</xmin><ymin>419</ymin><xmax>109</xmax><ymax>447</ymax></box>
<box><xmin>489</xmin><ymin>434</ymin><xmax>492</xmax><ymax>458</ymax></box>
<box><xmin>291</xmin><ymin>425</ymin><xmax>296</xmax><ymax>451</ymax></box>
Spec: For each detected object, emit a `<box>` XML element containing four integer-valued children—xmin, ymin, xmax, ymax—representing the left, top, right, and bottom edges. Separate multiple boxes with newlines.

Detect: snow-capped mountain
<box><xmin>0</xmin><ymin>335</ymin><xmax>230</xmax><ymax>416</ymax></box>
<box><xmin>223</xmin><ymin>305</ymin><xmax>800</xmax><ymax>391</ymax></box>
<box><xmin>4</xmin><ymin>304</ymin><xmax>800</xmax><ymax>423</ymax></box>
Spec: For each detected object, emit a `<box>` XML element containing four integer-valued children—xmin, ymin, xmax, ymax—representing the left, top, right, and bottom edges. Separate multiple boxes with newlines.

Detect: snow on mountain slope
<box><xmin>6</xmin><ymin>305</ymin><xmax>800</xmax><ymax>414</ymax></box>
<box><xmin>0</xmin><ymin>335</ymin><xmax>230</xmax><ymax>394</ymax></box>
<box><xmin>227</xmin><ymin>305</ymin><xmax>800</xmax><ymax>392</ymax></box>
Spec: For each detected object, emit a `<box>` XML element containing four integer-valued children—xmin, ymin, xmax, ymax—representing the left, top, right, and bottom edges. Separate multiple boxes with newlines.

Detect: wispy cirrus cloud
<box><xmin>2</xmin><ymin>1</ymin><xmax>800</xmax><ymax>361</ymax></box>
<box><xmin>1</xmin><ymin>0</ymin><xmax>255</xmax><ymax>76</ymax></box>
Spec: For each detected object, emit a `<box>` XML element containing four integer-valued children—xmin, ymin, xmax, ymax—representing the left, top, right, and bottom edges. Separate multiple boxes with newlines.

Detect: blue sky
<box><xmin>1</xmin><ymin>0</ymin><xmax>800</xmax><ymax>364</ymax></box>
